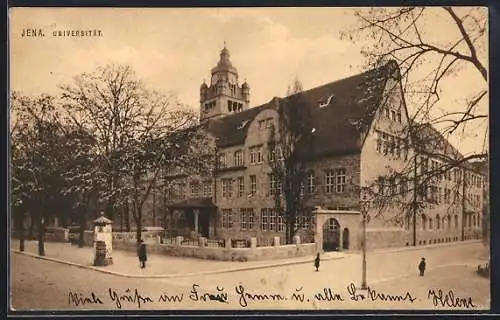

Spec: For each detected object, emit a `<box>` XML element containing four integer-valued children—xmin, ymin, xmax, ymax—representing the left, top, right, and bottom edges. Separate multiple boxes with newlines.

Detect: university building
<box><xmin>124</xmin><ymin>46</ymin><xmax>486</xmax><ymax>251</ymax></box>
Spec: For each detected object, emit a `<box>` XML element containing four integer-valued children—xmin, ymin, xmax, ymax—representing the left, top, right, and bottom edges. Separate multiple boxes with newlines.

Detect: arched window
<box><xmin>429</xmin><ymin>218</ymin><xmax>433</xmax><ymax>230</ymax></box>
<box><xmin>473</xmin><ymin>215</ymin><xmax>476</xmax><ymax>227</ymax></box>
<box><xmin>422</xmin><ymin>214</ymin><xmax>427</xmax><ymax>230</ymax></box>
<box><xmin>454</xmin><ymin>215</ymin><xmax>459</xmax><ymax>229</ymax></box>
<box><xmin>447</xmin><ymin>215</ymin><xmax>451</xmax><ymax>229</ymax></box>
<box><xmin>436</xmin><ymin>215</ymin><xmax>440</xmax><ymax>230</ymax></box>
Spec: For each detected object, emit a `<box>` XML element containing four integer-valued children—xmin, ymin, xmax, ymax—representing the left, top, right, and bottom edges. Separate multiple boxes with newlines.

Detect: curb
<box><xmin>12</xmin><ymin>250</ymin><xmax>345</xmax><ymax>279</ymax></box>
<box><xmin>370</xmin><ymin>239</ymin><xmax>483</xmax><ymax>255</ymax></box>
<box><xmin>369</xmin><ymin>262</ymin><xmax>485</xmax><ymax>285</ymax></box>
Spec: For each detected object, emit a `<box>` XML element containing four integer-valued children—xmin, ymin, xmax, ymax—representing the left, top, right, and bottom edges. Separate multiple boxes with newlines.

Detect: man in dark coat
<box><xmin>418</xmin><ymin>257</ymin><xmax>426</xmax><ymax>276</ymax></box>
<box><xmin>138</xmin><ymin>240</ymin><xmax>147</xmax><ymax>269</ymax></box>
<box><xmin>314</xmin><ymin>253</ymin><xmax>320</xmax><ymax>272</ymax></box>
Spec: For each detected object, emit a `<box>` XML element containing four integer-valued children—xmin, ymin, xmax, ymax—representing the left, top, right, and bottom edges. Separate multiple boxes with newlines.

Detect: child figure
<box><xmin>314</xmin><ymin>253</ymin><xmax>320</xmax><ymax>272</ymax></box>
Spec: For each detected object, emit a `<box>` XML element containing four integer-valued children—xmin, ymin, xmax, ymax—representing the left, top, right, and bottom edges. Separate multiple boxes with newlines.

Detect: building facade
<box><xmin>125</xmin><ymin>46</ymin><xmax>486</xmax><ymax>252</ymax></box>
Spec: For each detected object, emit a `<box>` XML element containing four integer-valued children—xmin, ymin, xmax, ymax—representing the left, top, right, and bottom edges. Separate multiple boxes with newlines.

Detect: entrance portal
<box><xmin>322</xmin><ymin>218</ymin><xmax>340</xmax><ymax>251</ymax></box>
<box><xmin>342</xmin><ymin>227</ymin><xmax>350</xmax><ymax>250</ymax></box>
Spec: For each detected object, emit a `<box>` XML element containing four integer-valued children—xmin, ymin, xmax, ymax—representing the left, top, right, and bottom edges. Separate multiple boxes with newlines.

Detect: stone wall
<box><xmin>111</xmin><ymin>238</ymin><xmax>317</xmax><ymax>262</ymax></box>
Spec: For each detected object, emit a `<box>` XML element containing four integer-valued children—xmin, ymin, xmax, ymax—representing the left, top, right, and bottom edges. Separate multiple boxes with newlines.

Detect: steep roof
<box><xmin>412</xmin><ymin>123</ymin><xmax>464</xmax><ymax>161</ymax></box>
<box><xmin>207</xmin><ymin>61</ymin><xmax>397</xmax><ymax>157</ymax></box>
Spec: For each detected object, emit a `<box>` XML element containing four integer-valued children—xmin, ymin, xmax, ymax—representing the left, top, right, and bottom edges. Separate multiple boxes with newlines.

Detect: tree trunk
<box><xmin>38</xmin><ymin>214</ymin><xmax>45</xmax><ymax>256</ymax></box>
<box><xmin>78</xmin><ymin>203</ymin><xmax>87</xmax><ymax>248</ymax></box>
<box><xmin>28</xmin><ymin>215</ymin><xmax>34</xmax><ymax>240</ymax></box>
<box><xmin>134</xmin><ymin>202</ymin><xmax>142</xmax><ymax>245</ymax></box>
<box><xmin>16</xmin><ymin>210</ymin><xmax>25</xmax><ymax>251</ymax></box>
<box><xmin>125</xmin><ymin>201</ymin><xmax>131</xmax><ymax>232</ymax></box>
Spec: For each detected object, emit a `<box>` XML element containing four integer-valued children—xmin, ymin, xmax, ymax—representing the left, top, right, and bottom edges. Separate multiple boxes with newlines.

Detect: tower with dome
<box><xmin>199</xmin><ymin>44</ymin><xmax>250</xmax><ymax>121</ymax></box>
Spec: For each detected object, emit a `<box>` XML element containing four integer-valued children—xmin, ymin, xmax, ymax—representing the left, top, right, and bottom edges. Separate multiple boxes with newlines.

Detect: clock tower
<box><xmin>200</xmin><ymin>45</ymin><xmax>250</xmax><ymax>121</ymax></box>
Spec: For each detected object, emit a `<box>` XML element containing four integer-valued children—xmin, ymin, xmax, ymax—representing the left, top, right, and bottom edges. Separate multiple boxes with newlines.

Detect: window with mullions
<box><xmin>221</xmin><ymin>209</ymin><xmax>233</xmax><ymax>228</ymax></box>
<box><xmin>326</xmin><ymin>169</ymin><xmax>346</xmax><ymax>193</ymax></box>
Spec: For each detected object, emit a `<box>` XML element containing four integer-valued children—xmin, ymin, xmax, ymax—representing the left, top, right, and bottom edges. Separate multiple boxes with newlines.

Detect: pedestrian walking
<box><xmin>314</xmin><ymin>253</ymin><xmax>320</xmax><ymax>272</ymax></box>
<box><xmin>418</xmin><ymin>257</ymin><xmax>426</xmax><ymax>276</ymax></box>
<box><xmin>138</xmin><ymin>239</ymin><xmax>147</xmax><ymax>269</ymax></box>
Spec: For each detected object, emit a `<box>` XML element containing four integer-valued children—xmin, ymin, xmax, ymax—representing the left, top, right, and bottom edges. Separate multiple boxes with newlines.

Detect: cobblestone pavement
<box><xmin>10</xmin><ymin>241</ymin><xmax>489</xmax><ymax>312</ymax></box>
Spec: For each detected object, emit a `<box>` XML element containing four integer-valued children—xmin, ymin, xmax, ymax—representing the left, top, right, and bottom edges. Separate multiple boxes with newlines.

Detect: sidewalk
<box><xmin>10</xmin><ymin>240</ymin><xmax>345</xmax><ymax>279</ymax></box>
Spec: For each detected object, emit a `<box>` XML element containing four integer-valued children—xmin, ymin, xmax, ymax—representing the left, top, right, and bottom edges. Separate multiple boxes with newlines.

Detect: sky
<box><xmin>9</xmin><ymin>7</ymin><xmax>488</xmax><ymax>157</ymax></box>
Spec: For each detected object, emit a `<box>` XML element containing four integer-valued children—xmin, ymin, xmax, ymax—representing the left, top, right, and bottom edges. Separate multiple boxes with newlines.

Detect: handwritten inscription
<box><xmin>428</xmin><ymin>289</ymin><xmax>476</xmax><ymax>309</ymax></box>
<box><xmin>108</xmin><ymin>288</ymin><xmax>153</xmax><ymax>309</ymax></box>
<box><xmin>190</xmin><ymin>284</ymin><xmax>228</xmax><ymax>303</ymax></box>
<box><xmin>68</xmin><ymin>291</ymin><xmax>103</xmax><ymax>306</ymax></box>
<box><xmin>235</xmin><ymin>284</ymin><xmax>286</xmax><ymax>307</ymax></box>
<box><xmin>67</xmin><ymin>284</ymin><xmax>477</xmax><ymax>309</ymax></box>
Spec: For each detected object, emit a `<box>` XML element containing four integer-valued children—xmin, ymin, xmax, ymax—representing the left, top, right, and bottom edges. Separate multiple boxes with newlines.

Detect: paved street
<box><xmin>10</xmin><ymin>241</ymin><xmax>489</xmax><ymax>311</ymax></box>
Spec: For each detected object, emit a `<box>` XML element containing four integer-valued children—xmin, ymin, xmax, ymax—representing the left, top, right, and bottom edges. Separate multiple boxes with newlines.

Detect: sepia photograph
<box><xmin>9</xmin><ymin>6</ymin><xmax>490</xmax><ymax>312</ymax></box>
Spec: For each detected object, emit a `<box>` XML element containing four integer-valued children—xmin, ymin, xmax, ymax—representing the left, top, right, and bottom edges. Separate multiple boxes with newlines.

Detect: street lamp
<box><xmin>360</xmin><ymin>189</ymin><xmax>371</xmax><ymax>290</ymax></box>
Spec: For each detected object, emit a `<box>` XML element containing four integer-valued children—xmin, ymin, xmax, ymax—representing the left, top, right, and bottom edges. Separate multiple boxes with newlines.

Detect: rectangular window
<box><xmin>202</xmin><ymin>181</ymin><xmax>212</xmax><ymax>197</ymax></box>
<box><xmin>325</xmin><ymin>170</ymin><xmax>334</xmax><ymax>193</ymax></box>
<box><xmin>397</xmin><ymin>111</ymin><xmax>402</xmax><ymax>123</ymax></box>
<box><xmin>240</xmin><ymin>208</ymin><xmax>254</xmax><ymax>230</ymax></box>
<box><xmin>307</xmin><ymin>172</ymin><xmax>315</xmax><ymax>193</ymax></box>
<box><xmin>335</xmin><ymin>168</ymin><xmax>346</xmax><ymax>193</ymax></box>
<box><xmin>268</xmin><ymin>143</ymin><xmax>276</xmax><ymax>162</ymax></box>
<box><xmin>249</xmin><ymin>145</ymin><xmax>263</xmax><ymax>164</ymax></box>
<box><xmin>395</xmin><ymin>138</ymin><xmax>401</xmax><ymax>158</ymax></box>
<box><xmin>389</xmin><ymin>135</ymin><xmax>395</xmax><ymax>155</ymax></box>
<box><xmin>190</xmin><ymin>181</ymin><xmax>200</xmax><ymax>198</ymax></box>
<box><xmin>393</xmin><ymin>177</ymin><xmax>399</xmax><ymax>195</ymax></box>
<box><xmin>222</xmin><ymin>179</ymin><xmax>233</xmax><ymax>199</ymax></box>
<box><xmin>325</xmin><ymin>169</ymin><xmax>346</xmax><ymax>193</ymax></box>
<box><xmin>249</xmin><ymin>175</ymin><xmax>257</xmax><ymax>196</ymax></box>
<box><xmin>376</xmin><ymin>131</ymin><xmax>382</xmax><ymax>152</ymax></box>
<box><xmin>265</xmin><ymin>118</ymin><xmax>274</xmax><ymax>128</ymax></box>
<box><xmin>400</xmin><ymin>178</ymin><xmax>407</xmax><ymax>195</ymax></box>
<box><xmin>257</xmin><ymin>145</ymin><xmax>264</xmax><ymax>163</ymax></box>
<box><xmin>299</xmin><ymin>181</ymin><xmax>305</xmax><ymax>198</ymax></box>
<box><xmin>234</xmin><ymin>150</ymin><xmax>244</xmax><ymax>167</ymax></box>
<box><xmin>385</xmin><ymin>108</ymin><xmax>390</xmax><ymax>119</ymax></box>
<box><xmin>249</xmin><ymin>146</ymin><xmax>257</xmax><ymax>164</ymax></box>
<box><xmin>269</xmin><ymin>209</ymin><xmax>277</xmax><ymax>231</ymax></box>
<box><xmin>258</xmin><ymin>120</ymin><xmax>265</xmax><ymax>129</ymax></box>
<box><xmin>431</xmin><ymin>186</ymin><xmax>438</xmax><ymax>203</ymax></box>
<box><xmin>237</xmin><ymin>176</ymin><xmax>244</xmax><ymax>197</ymax></box>
<box><xmin>221</xmin><ymin>209</ymin><xmax>233</xmax><ymax>228</ymax></box>
<box><xmin>277</xmin><ymin>213</ymin><xmax>285</xmax><ymax>232</ymax></box>
<box><xmin>219</xmin><ymin>153</ymin><xmax>227</xmax><ymax>168</ymax></box>
<box><xmin>261</xmin><ymin>208</ymin><xmax>269</xmax><ymax>231</ymax></box>
<box><xmin>269</xmin><ymin>174</ymin><xmax>281</xmax><ymax>196</ymax></box>
<box><xmin>382</xmin><ymin>132</ymin><xmax>389</xmax><ymax>154</ymax></box>
<box><xmin>444</xmin><ymin>188</ymin><xmax>450</xmax><ymax>204</ymax></box>
<box><xmin>391</xmin><ymin>110</ymin><xmax>396</xmax><ymax>121</ymax></box>
<box><xmin>178</xmin><ymin>182</ymin><xmax>186</xmax><ymax>198</ymax></box>
<box><xmin>295</xmin><ymin>214</ymin><xmax>312</xmax><ymax>230</ymax></box>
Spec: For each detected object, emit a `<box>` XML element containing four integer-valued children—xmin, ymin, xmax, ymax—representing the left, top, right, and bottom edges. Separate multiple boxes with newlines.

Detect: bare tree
<box><xmin>286</xmin><ymin>76</ymin><xmax>304</xmax><ymax>97</ymax></box>
<box><xmin>343</xmin><ymin>7</ymin><xmax>487</xmax><ymax>136</ymax></box>
<box><xmin>268</xmin><ymin>90</ymin><xmax>316</xmax><ymax>245</ymax></box>
<box><xmin>342</xmin><ymin>7</ymin><xmax>488</xmax><ymax>243</ymax></box>
<box><xmin>60</xmin><ymin>64</ymin><xmax>214</xmax><ymax>244</ymax></box>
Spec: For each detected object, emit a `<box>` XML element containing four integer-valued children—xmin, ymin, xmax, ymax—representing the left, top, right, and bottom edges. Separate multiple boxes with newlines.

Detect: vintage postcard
<box><xmin>9</xmin><ymin>7</ymin><xmax>490</xmax><ymax>312</ymax></box>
